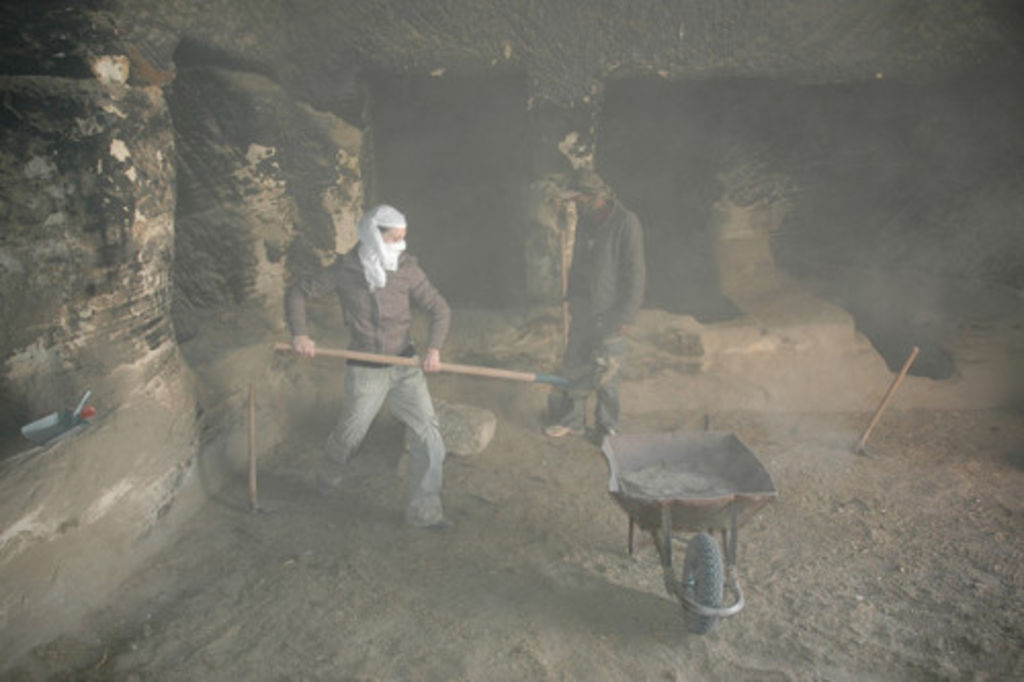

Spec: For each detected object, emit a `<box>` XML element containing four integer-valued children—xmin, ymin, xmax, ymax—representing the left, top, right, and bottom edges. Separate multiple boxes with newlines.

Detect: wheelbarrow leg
<box><xmin>724</xmin><ymin>505</ymin><xmax>739</xmax><ymax>567</ymax></box>
<box><xmin>659</xmin><ymin>504</ymin><xmax>679</xmax><ymax>597</ymax></box>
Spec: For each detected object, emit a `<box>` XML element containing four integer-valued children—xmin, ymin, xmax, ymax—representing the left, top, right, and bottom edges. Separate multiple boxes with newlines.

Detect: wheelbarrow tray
<box><xmin>602</xmin><ymin>431</ymin><xmax>777</xmax><ymax>534</ymax></box>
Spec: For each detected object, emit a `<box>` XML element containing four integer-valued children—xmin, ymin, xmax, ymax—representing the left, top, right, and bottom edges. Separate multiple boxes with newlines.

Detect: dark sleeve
<box><xmin>614</xmin><ymin>216</ymin><xmax>646</xmax><ymax>328</ymax></box>
<box><xmin>284</xmin><ymin>263</ymin><xmax>340</xmax><ymax>337</ymax></box>
<box><xmin>407</xmin><ymin>260</ymin><xmax>451</xmax><ymax>350</ymax></box>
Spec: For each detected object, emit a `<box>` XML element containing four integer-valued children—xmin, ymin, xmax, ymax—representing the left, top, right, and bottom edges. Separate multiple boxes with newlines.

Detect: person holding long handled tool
<box><xmin>285</xmin><ymin>204</ymin><xmax>453</xmax><ymax>531</ymax></box>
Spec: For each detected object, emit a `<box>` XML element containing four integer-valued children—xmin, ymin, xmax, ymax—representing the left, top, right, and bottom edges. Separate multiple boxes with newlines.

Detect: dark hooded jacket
<box><xmin>285</xmin><ymin>250</ymin><xmax>450</xmax><ymax>356</ymax></box>
<box><xmin>566</xmin><ymin>199</ymin><xmax>646</xmax><ymax>337</ymax></box>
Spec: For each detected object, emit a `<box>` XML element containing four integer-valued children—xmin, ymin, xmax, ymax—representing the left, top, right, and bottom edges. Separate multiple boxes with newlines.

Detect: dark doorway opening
<box><xmin>601</xmin><ymin>78</ymin><xmax>747</xmax><ymax>323</ymax></box>
<box><xmin>765</xmin><ymin>75</ymin><xmax>1024</xmax><ymax>380</ymax></box>
<box><xmin>367</xmin><ymin>72</ymin><xmax>530</xmax><ymax>309</ymax></box>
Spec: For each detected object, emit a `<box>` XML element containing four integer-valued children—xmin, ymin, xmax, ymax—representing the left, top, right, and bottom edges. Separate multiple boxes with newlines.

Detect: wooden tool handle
<box><xmin>248</xmin><ymin>383</ymin><xmax>258</xmax><ymax>512</ymax></box>
<box><xmin>273</xmin><ymin>342</ymin><xmax>541</xmax><ymax>383</ymax></box>
<box><xmin>854</xmin><ymin>345</ymin><xmax>920</xmax><ymax>454</ymax></box>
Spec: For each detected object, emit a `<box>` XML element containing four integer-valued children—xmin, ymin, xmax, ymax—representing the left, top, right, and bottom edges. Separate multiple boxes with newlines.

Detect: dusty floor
<box><xmin>6</xmin><ymin>364</ymin><xmax>1023</xmax><ymax>681</ymax></box>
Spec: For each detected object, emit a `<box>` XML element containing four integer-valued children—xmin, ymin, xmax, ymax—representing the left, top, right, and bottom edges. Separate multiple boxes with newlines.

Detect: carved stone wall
<box><xmin>0</xmin><ymin>62</ymin><xmax>206</xmax><ymax>661</ymax></box>
<box><xmin>166</xmin><ymin>64</ymin><xmax>364</xmax><ymax>340</ymax></box>
<box><xmin>0</xmin><ymin>72</ymin><xmax>178</xmax><ymax>438</ymax></box>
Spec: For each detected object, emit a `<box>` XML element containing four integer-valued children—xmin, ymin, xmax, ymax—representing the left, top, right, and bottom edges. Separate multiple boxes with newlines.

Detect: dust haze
<box><xmin>3</xmin><ymin>2</ymin><xmax>1024</xmax><ymax>680</ymax></box>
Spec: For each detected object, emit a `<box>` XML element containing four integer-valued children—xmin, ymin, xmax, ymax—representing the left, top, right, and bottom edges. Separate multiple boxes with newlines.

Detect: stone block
<box><xmin>435</xmin><ymin>400</ymin><xmax>497</xmax><ymax>456</ymax></box>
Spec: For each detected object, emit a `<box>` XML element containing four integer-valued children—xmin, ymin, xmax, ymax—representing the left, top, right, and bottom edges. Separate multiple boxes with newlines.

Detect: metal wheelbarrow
<box><xmin>601</xmin><ymin>429</ymin><xmax>777</xmax><ymax>634</ymax></box>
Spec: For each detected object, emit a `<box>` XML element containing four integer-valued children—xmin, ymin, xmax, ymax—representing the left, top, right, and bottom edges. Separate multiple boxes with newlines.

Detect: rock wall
<box><xmin>0</xmin><ymin>54</ymin><xmax>207</xmax><ymax>663</ymax></box>
<box><xmin>166</xmin><ymin>64</ymin><xmax>364</xmax><ymax>340</ymax></box>
<box><xmin>0</xmin><ymin>3</ymin><xmax>368</xmax><ymax>663</ymax></box>
<box><xmin>0</xmin><ymin>71</ymin><xmax>178</xmax><ymax>437</ymax></box>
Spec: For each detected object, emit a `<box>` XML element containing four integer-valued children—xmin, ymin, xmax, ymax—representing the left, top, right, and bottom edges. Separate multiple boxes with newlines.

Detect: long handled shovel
<box><xmin>273</xmin><ymin>343</ymin><xmax>569</xmax><ymax>388</ymax></box>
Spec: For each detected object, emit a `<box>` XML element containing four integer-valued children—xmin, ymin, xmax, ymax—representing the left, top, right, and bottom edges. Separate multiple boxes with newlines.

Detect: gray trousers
<box><xmin>548</xmin><ymin>314</ymin><xmax>629</xmax><ymax>434</ymax></box>
<box><xmin>326</xmin><ymin>363</ymin><xmax>446</xmax><ymax>526</ymax></box>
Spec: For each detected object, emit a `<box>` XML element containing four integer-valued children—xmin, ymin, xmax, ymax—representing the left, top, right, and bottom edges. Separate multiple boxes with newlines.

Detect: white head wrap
<box><xmin>356</xmin><ymin>204</ymin><xmax>407</xmax><ymax>291</ymax></box>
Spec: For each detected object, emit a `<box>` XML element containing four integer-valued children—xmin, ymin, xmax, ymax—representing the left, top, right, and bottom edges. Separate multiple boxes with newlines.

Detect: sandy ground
<box><xmin>6</xmin><ymin>362</ymin><xmax>1023</xmax><ymax>681</ymax></box>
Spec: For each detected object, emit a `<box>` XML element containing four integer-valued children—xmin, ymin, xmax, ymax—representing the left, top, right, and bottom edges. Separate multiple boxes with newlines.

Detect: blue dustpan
<box><xmin>21</xmin><ymin>389</ymin><xmax>94</xmax><ymax>445</ymax></box>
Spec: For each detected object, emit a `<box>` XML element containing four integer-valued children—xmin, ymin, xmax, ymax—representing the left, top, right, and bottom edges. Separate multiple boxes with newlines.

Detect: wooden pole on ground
<box><xmin>248</xmin><ymin>383</ymin><xmax>259</xmax><ymax>511</ymax></box>
<box><xmin>854</xmin><ymin>345</ymin><xmax>920</xmax><ymax>455</ymax></box>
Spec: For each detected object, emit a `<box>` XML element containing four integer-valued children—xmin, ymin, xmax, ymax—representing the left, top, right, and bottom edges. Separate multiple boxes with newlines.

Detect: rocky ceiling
<box><xmin>7</xmin><ymin>1</ymin><xmax>1024</xmax><ymax>110</ymax></box>
<box><xmin>116</xmin><ymin>0</ymin><xmax>1024</xmax><ymax>109</ymax></box>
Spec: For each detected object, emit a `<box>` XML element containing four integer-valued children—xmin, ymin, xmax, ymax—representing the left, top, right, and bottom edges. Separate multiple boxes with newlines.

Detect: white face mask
<box><xmin>380</xmin><ymin>239</ymin><xmax>406</xmax><ymax>271</ymax></box>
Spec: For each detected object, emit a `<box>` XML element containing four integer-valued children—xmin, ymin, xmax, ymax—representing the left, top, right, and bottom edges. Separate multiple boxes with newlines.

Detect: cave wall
<box><xmin>166</xmin><ymin>60</ymin><xmax>364</xmax><ymax>341</ymax></box>
<box><xmin>1</xmin><ymin>0</ymin><xmax>1022</xmax><ymax>666</ymax></box>
<box><xmin>108</xmin><ymin>0</ymin><xmax>1023</xmax><ymax>319</ymax></box>
<box><xmin>772</xmin><ymin>75</ymin><xmax>1024</xmax><ymax>376</ymax></box>
<box><xmin>368</xmin><ymin>72</ymin><xmax>530</xmax><ymax>307</ymax></box>
<box><xmin>0</xmin><ymin>5</ymin><xmax>207</xmax><ymax>660</ymax></box>
<box><xmin>599</xmin><ymin>74</ymin><xmax>1024</xmax><ymax>377</ymax></box>
<box><xmin>0</xmin><ymin>73</ymin><xmax>178</xmax><ymax>423</ymax></box>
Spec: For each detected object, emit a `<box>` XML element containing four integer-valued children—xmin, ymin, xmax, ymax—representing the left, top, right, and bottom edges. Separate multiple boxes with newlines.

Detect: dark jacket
<box><xmin>567</xmin><ymin>200</ymin><xmax>646</xmax><ymax>336</ymax></box>
<box><xmin>285</xmin><ymin>250</ymin><xmax>451</xmax><ymax>355</ymax></box>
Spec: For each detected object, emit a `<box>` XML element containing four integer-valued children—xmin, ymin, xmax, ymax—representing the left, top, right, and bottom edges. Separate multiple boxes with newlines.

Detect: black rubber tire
<box><xmin>681</xmin><ymin>532</ymin><xmax>724</xmax><ymax>634</ymax></box>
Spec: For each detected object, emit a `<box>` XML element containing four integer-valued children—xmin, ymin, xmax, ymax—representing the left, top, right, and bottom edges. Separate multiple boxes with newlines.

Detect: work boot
<box><xmin>324</xmin><ymin>431</ymin><xmax>352</xmax><ymax>464</ymax></box>
<box><xmin>314</xmin><ymin>458</ymin><xmax>346</xmax><ymax>495</ymax></box>
<box><xmin>414</xmin><ymin>518</ymin><xmax>454</xmax><ymax>533</ymax></box>
<box><xmin>544</xmin><ymin>423</ymin><xmax>584</xmax><ymax>438</ymax></box>
<box><xmin>406</xmin><ymin>495</ymin><xmax>450</xmax><ymax>531</ymax></box>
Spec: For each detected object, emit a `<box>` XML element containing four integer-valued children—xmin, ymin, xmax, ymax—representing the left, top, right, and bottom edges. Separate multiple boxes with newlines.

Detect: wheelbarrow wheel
<box><xmin>682</xmin><ymin>532</ymin><xmax>724</xmax><ymax>634</ymax></box>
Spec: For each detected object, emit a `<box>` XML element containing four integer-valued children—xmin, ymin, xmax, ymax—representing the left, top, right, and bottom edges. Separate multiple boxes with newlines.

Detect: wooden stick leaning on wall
<box><xmin>559</xmin><ymin>197</ymin><xmax>577</xmax><ymax>352</ymax></box>
<box><xmin>561</xmin><ymin>228</ymin><xmax>570</xmax><ymax>351</ymax></box>
<box><xmin>248</xmin><ymin>383</ymin><xmax>259</xmax><ymax>512</ymax></box>
<box><xmin>854</xmin><ymin>345</ymin><xmax>920</xmax><ymax>455</ymax></box>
